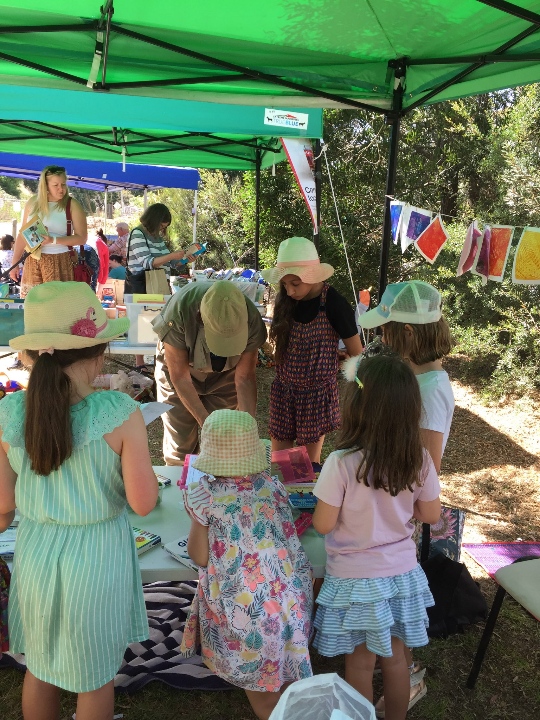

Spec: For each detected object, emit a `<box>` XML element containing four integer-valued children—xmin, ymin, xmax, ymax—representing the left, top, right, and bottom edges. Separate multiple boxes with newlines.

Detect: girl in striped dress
<box><xmin>0</xmin><ymin>281</ymin><xmax>158</xmax><ymax>720</ymax></box>
<box><xmin>312</xmin><ymin>352</ymin><xmax>441</xmax><ymax>720</ymax></box>
<box><xmin>261</xmin><ymin>237</ymin><xmax>362</xmax><ymax>466</ymax></box>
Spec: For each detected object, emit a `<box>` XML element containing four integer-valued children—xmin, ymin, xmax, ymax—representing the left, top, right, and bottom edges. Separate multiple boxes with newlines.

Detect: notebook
<box><xmin>132</xmin><ymin>527</ymin><xmax>161</xmax><ymax>555</ymax></box>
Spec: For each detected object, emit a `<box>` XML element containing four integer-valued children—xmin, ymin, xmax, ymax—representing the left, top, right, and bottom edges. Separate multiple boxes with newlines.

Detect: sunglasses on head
<box><xmin>45</xmin><ymin>166</ymin><xmax>66</xmax><ymax>175</ymax></box>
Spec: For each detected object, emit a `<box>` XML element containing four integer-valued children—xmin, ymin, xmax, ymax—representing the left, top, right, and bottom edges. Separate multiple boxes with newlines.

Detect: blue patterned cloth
<box><xmin>313</xmin><ymin>565</ymin><xmax>434</xmax><ymax>657</ymax></box>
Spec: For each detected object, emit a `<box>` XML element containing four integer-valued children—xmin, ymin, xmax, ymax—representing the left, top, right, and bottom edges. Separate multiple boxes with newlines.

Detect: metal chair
<box><xmin>466</xmin><ymin>556</ymin><xmax>540</xmax><ymax>689</ymax></box>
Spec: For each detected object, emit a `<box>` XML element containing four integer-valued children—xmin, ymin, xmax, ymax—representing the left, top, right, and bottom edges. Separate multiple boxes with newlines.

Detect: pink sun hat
<box><xmin>260</xmin><ymin>237</ymin><xmax>334</xmax><ymax>284</ymax></box>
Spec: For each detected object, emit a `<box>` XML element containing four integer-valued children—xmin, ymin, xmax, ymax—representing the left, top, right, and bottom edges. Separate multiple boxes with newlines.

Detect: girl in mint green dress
<box><xmin>0</xmin><ymin>281</ymin><xmax>159</xmax><ymax>720</ymax></box>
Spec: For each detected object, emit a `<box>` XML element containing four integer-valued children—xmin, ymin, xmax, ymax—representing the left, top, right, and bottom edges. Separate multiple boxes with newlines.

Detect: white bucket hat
<box><xmin>192</xmin><ymin>410</ymin><xmax>270</xmax><ymax>477</ymax></box>
<box><xmin>260</xmin><ymin>237</ymin><xmax>334</xmax><ymax>284</ymax></box>
<box><xmin>359</xmin><ymin>280</ymin><xmax>442</xmax><ymax>330</ymax></box>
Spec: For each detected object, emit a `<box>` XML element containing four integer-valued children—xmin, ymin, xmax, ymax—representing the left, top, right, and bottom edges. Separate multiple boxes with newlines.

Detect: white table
<box><xmin>0</xmin><ymin>341</ymin><xmax>157</xmax><ymax>357</ymax></box>
<box><xmin>136</xmin><ymin>466</ymin><xmax>327</xmax><ymax>583</ymax></box>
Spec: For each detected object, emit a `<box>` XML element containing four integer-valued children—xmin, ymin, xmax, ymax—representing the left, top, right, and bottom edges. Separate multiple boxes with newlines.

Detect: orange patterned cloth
<box><xmin>20</xmin><ymin>252</ymin><xmax>74</xmax><ymax>297</ymax></box>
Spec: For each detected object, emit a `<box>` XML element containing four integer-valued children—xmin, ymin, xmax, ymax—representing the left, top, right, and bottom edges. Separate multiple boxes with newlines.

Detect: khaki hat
<box><xmin>200</xmin><ymin>281</ymin><xmax>248</xmax><ymax>357</ymax></box>
<box><xmin>260</xmin><ymin>236</ymin><xmax>334</xmax><ymax>284</ymax></box>
<box><xmin>10</xmin><ymin>281</ymin><xmax>129</xmax><ymax>351</ymax></box>
<box><xmin>192</xmin><ymin>409</ymin><xmax>270</xmax><ymax>477</ymax></box>
<box><xmin>359</xmin><ymin>280</ymin><xmax>442</xmax><ymax>330</ymax></box>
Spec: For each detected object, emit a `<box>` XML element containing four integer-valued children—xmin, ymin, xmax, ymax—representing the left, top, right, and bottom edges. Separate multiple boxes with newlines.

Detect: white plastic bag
<box><xmin>269</xmin><ymin>673</ymin><xmax>376</xmax><ymax>720</ymax></box>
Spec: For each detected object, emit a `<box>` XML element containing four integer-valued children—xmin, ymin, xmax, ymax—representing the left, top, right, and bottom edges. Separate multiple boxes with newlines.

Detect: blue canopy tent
<box><xmin>0</xmin><ymin>153</ymin><xmax>201</xmax><ymax>191</ymax></box>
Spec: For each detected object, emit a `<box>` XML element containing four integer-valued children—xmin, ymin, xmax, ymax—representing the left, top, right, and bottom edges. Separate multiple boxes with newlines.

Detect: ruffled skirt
<box><xmin>312</xmin><ymin>565</ymin><xmax>434</xmax><ymax>658</ymax></box>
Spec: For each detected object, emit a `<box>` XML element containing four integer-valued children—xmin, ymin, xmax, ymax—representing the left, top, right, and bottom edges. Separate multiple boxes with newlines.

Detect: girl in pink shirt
<box><xmin>312</xmin><ymin>352</ymin><xmax>441</xmax><ymax>720</ymax></box>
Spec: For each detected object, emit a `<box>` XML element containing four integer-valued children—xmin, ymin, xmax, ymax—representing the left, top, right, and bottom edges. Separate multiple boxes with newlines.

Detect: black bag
<box><xmin>125</xmin><ymin>227</ymin><xmax>148</xmax><ymax>294</ymax></box>
<box><xmin>422</xmin><ymin>553</ymin><xmax>488</xmax><ymax>638</ymax></box>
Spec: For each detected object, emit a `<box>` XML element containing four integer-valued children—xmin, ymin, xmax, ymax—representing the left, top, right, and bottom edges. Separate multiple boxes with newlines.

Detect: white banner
<box><xmin>280</xmin><ymin>137</ymin><xmax>317</xmax><ymax>232</ymax></box>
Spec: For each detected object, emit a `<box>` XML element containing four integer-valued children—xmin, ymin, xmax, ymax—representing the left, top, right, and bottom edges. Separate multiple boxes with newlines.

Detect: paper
<box><xmin>487</xmin><ymin>225</ymin><xmax>514</xmax><ymax>281</ymax></box>
<box><xmin>140</xmin><ymin>402</ymin><xmax>173</xmax><ymax>426</ymax></box>
<box><xmin>0</xmin><ymin>525</ymin><xmax>17</xmax><ymax>558</ymax></box>
<box><xmin>390</xmin><ymin>201</ymin><xmax>405</xmax><ymax>244</ymax></box>
<box><xmin>512</xmin><ymin>227</ymin><xmax>540</xmax><ymax>285</ymax></box>
<box><xmin>400</xmin><ymin>206</ymin><xmax>432</xmax><ymax>253</ymax></box>
<box><xmin>472</xmin><ymin>225</ymin><xmax>491</xmax><ymax>285</ymax></box>
<box><xmin>21</xmin><ymin>215</ymin><xmax>48</xmax><ymax>251</ymax></box>
<box><xmin>414</xmin><ymin>214</ymin><xmax>448</xmax><ymax>264</ymax></box>
<box><xmin>457</xmin><ymin>220</ymin><xmax>482</xmax><ymax>276</ymax></box>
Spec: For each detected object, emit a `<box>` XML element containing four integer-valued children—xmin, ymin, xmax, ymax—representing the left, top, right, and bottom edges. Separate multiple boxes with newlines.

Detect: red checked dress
<box><xmin>269</xmin><ymin>283</ymin><xmax>341</xmax><ymax>445</ymax></box>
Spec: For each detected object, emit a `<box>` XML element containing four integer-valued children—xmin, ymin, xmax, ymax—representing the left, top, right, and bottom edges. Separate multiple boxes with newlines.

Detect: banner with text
<box><xmin>280</xmin><ymin>137</ymin><xmax>318</xmax><ymax>233</ymax></box>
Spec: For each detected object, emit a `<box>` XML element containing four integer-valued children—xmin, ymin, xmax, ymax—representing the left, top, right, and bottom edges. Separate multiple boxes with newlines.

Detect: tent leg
<box><xmin>192</xmin><ymin>190</ymin><xmax>198</xmax><ymax>244</ymax></box>
<box><xmin>255</xmin><ymin>148</ymin><xmax>261</xmax><ymax>271</ymax></box>
<box><xmin>313</xmin><ymin>138</ymin><xmax>322</xmax><ymax>250</ymax></box>
<box><xmin>378</xmin><ymin>63</ymin><xmax>405</xmax><ymax>300</ymax></box>
<box><xmin>143</xmin><ymin>186</ymin><xmax>148</xmax><ymax>210</ymax></box>
<box><xmin>104</xmin><ymin>185</ymin><xmax>108</xmax><ymax>234</ymax></box>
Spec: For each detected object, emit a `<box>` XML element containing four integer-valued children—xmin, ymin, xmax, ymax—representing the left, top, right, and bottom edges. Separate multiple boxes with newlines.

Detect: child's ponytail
<box><xmin>24</xmin><ymin>344</ymin><xmax>107</xmax><ymax>476</ymax></box>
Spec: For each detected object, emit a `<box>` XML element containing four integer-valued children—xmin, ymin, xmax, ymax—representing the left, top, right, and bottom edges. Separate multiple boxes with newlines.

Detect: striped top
<box><xmin>127</xmin><ymin>226</ymin><xmax>172</xmax><ymax>279</ymax></box>
<box><xmin>0</xmin><ymin>390</ymin><xmax>149</xmax><ymax>692</ymax></box>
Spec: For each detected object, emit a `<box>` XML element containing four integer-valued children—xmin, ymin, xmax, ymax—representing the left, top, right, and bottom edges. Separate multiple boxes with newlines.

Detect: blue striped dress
<box><xmin>0</xmin><ymin>391</ymin><xmax>148</xmax><ymax>692</ymax></box>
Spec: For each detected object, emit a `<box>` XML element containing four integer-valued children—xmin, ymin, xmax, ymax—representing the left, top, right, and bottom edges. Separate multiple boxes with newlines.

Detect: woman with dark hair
<box><xmin>0</xmin><ymin>234</ymin><xmax>14</xmax><ymax>273</ymax></box>
<box><xmin>125</xmin><ymin>203</ymin><xmax>189</xmax><ymax>294</ymax></box>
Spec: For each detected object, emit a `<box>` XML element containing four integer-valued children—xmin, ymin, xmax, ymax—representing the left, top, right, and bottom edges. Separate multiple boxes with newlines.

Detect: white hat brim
<box><xmin>10</xmin><ymin>318</ymin><xmax>129</xmax><ymax>351</ymax></box>
<box><xmin>192</xmin><ymin>439</ymin><xmax>270</xmax><ymax>477</ymax></box>
<box><xmin>260</xmin><ymin>263</ymin><xmax>334</xmax><ymax>284</ymax></box>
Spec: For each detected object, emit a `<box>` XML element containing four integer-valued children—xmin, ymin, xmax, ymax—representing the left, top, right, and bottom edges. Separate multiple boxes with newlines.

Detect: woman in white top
<box><xmin>10</xmin><ymin>166</ymin><xmax>87</xmax><ymax>297</ymax></box>
<box><xmin>0</xmin><ymin>234</ymin><xmax>14</xmax><ymax>274</ymax></box>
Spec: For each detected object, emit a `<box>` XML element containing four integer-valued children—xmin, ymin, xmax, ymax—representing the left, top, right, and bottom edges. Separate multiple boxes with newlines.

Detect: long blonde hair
<box><xmin>31</xmin><ymin>165</ymin><xmax>69</xmax><ymax>218</ymax></box>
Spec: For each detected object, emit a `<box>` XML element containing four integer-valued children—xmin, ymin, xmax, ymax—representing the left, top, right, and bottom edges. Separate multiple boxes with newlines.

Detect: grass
<box><xmin>1</xmin><ymin>361</ymin><xmax>540</xmax><ymax>718</ymax></box>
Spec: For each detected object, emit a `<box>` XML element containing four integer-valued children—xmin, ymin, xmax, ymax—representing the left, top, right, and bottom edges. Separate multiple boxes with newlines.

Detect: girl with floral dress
<box><xmin>181</xmin><ymin>409</ymin><xmax>313</xmax><ymax>720</ymax></box>
<box><xmin>261</xmin><ymin>237</ymin><xmax>362</xmax><ymax>465</ymax></box>
<box><xmin>312</xmin><ymin>352</ymin><xmax>441</xmax><ymax>720</ymax></box>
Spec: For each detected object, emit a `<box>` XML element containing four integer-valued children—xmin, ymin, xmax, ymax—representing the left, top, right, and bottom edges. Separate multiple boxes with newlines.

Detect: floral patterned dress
<box><xmin>0</xmin><ymin>557</ymin><xmax>9</xmax><ymax>653</ymax></box>
<box><xmin>180</xmin><ymin>472</ymin><xmax>313</xmax><ymax>692</ymax></box>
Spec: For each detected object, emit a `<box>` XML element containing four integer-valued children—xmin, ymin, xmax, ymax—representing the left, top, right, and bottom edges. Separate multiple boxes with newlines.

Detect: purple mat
<box><xmin>463</xmin><ymin>542</ymin><xmax>540</xmax><ymax>577</ymax></box>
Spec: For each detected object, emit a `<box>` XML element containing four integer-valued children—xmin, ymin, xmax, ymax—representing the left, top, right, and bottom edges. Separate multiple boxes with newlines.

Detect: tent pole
<box><xmin>314</xmin><ymin>138</ymin><xmax>322</xmax><ymax>250</ymax></box>
<box><xmin>255</xmin><ymin>148</ymin><xmax>261</xmax><ymax>271</ymax></box>
<box><xmin>378</xmin><ymin>63</ymin><xmax>405</xmax><ymax>300</ymax></box>
<box><xmin>104</xmin><ymin>185</ymin><xmax>108</xmax><ymax>234</ymax></box>
<box><xmin>192</xmin><ymin>189</ymin><xmax>198</xmax><ymax>245</ymax></box>
<box><xmin>143</xmin><ymin>186</ymin><xmax>148</xmax><ymax>210</ymax></box>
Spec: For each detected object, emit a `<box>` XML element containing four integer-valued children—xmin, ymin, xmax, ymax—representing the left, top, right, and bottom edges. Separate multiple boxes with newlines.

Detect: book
<box><xmin>178</xmin><ymin>242</ymin><xmax>207</xmax><ymax>265</ymax></box>
<box><xmin>132</xmin><ymin>527</ymin><xmax>161</xmax><ymax>555</ymax></box>
<box><xmin>271</xmin><ymin>446</ymin><xmax>316</xmax><ymax>484</ymax></box>
<box><xmin>21</xmin><ymin>216</ymin><xmax>48</xmax><ymax>250</ymax></box>
<box><xmin>286</xmin><ymin>483</ymin><xmax>318</xmax><ymax>510</ymax></box>
<box><xmin>163</xmin><ymin>535</ymin><xmax>199</xmax><ymax>572</ymax></box>
<box><xmin>0</xmin><ymin>524</ymin><xmax>17</xmax><ymax>559</ymax></box>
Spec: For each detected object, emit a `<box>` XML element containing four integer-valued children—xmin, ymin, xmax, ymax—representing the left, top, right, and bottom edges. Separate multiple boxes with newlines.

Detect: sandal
<box><xmin>374</xmin><ymin>679</ymin><xmax>427</xmax><ymax>718</ymax></box>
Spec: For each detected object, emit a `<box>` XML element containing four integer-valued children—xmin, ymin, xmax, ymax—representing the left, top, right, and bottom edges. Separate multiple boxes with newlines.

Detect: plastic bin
<box><xmin>0</xmin><ymin>305</ymin><xmax>24</xmax><ymax>345</ymax></box>
<box><xmin>126</xmin><ymin>302</ymin><xmax>166</xmax><ymax>345</ymax></box>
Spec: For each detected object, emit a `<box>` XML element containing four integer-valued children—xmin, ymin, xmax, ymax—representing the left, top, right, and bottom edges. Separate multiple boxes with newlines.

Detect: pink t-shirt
<box><xmin>314</xmin><ymin>448</ymin><xmax>440</xmax><ymax>579</ymax></box>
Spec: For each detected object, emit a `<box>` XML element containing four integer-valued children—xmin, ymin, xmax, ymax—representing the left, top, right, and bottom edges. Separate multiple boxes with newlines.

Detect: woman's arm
<box><xmin>107</xmin><ymin>408</ymin><xmax>158</xmax><ymax>516</ymax></box>
<box><xmin>342</xmin><ymin>334</ymin><xmax>363</xmax><ymax>358</ymax></box>
<box><xmin>413</xmin><ymin>497</ymin><xmax>441</xmax><ymax>525</ymax></box>
<box><xmin>10</xmin><ymin>199</ymin><xmax>33</xmax><ymax>281</ymax></box>
<box><xmin>0</xmin><ymin>439</ymin><xmax>16</xmax><ymax>520</ymax></box>
<box><xmin>234</xmin><ymin>349</ymin><xmax>259</xmax><ymax>417</ymax></box>
<box><xmin>151</xmin><ymin>249</ymin><xmax>188</xmax><ymax>268</ymax></box>
<box><xmin>164</xmin><ymin>344</ymin><xmax>210</xmax><ymax>427</ymax></box>
<box><xmin>312</xmin><ymin>499</ymin><xmax>341</xmax><ymax>535</ymax></box>
<box><xmin>420</xmin><ymin>429</ymin><xmax>444</xmax><ymax>473</ymax></box>
<box><xmin>187</xmin><ymin>519</ymin><xmax>209</xmax><ymax>567</ymax></box>
<box><xmin>44</xmin><ymin>198</ymin><xmax>88</xmax><ymax>247</ymax></box>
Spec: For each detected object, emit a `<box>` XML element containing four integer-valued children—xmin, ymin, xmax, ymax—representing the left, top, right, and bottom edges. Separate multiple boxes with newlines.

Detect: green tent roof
<box><xmin>0</xmin><ymin>84</ymin><xmax>322</xmax><ymax>169</ymax></box>
<box><xmin>0</xmin><ymin>1</ymin><xmax>540</xmax><ymax>114</ymax></box>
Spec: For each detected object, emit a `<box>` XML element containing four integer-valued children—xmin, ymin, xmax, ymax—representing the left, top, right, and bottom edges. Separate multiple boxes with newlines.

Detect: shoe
<box><xmin>374</xmin><ymin>679</ymin><xmax>427</xmax><ymax>718</ymax></box>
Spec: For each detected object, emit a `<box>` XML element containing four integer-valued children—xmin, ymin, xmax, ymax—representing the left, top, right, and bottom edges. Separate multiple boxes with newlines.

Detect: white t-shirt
<box><xmin>416</xmin><ymin>370</ymin><xmax>455</xmax><ymax>453</ymax></box>
<box><xmin>314</xmin><ymin>448</ymin><xmax>440</xmax><ymax>579</ymax></box>
<box><xmin>40</xmin><ymin>202</ymin><xmax>69</xmax><ymax>255</ymax></box>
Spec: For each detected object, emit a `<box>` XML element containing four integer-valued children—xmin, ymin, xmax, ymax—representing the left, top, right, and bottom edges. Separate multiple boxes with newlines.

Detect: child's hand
<box><xmin>184</xmin><ymin>482</ymin><xmax>212</xmax><ymax>526</ymax></box>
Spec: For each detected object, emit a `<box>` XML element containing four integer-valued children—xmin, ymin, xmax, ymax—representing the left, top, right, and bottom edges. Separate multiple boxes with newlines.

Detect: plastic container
<box><xmin>126</xmin><ymin>302</ymin><xmax>166</xmax><ymax>345</ymax></box>
<box><xmin>0</xmin><ymin>305</ymin><xmax>24</xmax><ymax>345</ymax></box>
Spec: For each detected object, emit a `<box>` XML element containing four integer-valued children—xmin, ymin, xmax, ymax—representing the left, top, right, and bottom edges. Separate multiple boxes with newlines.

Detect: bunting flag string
<box><xmin>391</xmin><ymin>198</ymin><xmax>540</xmax><ymax>285</ymax></box>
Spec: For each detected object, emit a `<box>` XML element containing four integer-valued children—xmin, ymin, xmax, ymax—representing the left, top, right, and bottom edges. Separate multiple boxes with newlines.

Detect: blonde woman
<box><xmin>10</xmin><ymin>165</ymin><xmax>87</xmax><ymax>296</ymax></box>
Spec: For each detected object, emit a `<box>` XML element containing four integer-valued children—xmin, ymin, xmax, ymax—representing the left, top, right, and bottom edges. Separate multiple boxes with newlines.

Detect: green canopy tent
<box><xmin>1</xmin><ymin>0</ymin><xmax>540</xmax><ymax>289</ymax></box>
